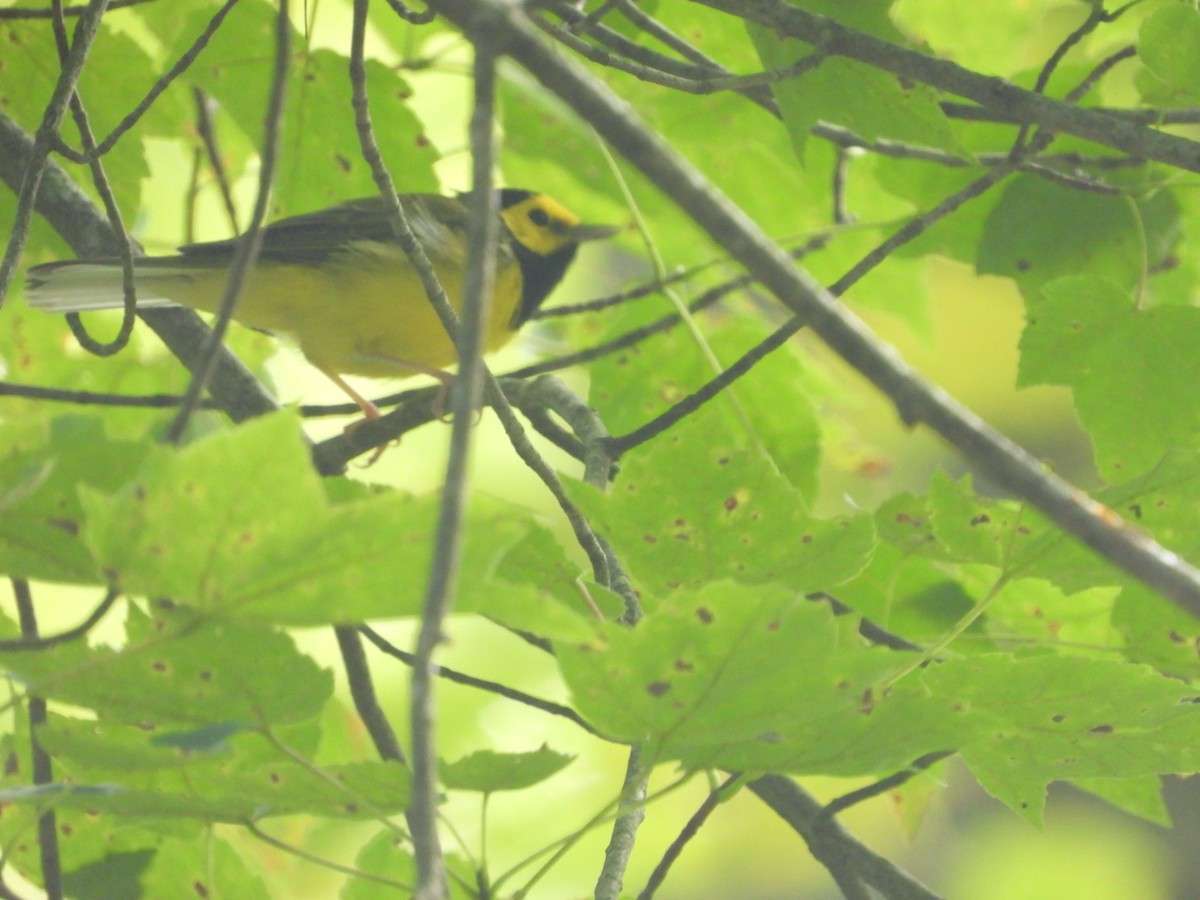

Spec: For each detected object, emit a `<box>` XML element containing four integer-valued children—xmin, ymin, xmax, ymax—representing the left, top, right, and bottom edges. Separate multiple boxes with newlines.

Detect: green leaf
<box><xmin>0</xmin><ymin>19</ymin><xmax>175</xmax><ymax>213</ymax></box>
<box><xmin>488</xmin><ymin>526</ymin><xmax>626</xmax><ymax>637</ymax></box>
<box><xmin>557</xmin><ymin>582</ymin><xmax>953</xmax><ymax>774</ymax></box>
<box><xmin>1070</xmin><ymin>775</ymin><xmax>1171</xmax><ymax>828</ymax></box>
<box><xmin>0</xmin><ymin>416</ymin><xmax>151</xmax><ymax>583</ymax></box>
<box><xmin>499</xmin><ymin>67</ymin><xmax>624</xmax><ymax>213</ymax></box>
<box><xmin>80</xmin><ymin>413</ymin><xmax>531</xmax><ymax>626</ymax></box>
<box><xmin>833</xmin><ymin>544</ymin><xmax>978</xmax><ymax>642</ymax></box>
<box><xmin>792</xmin><ymin>0</ymin><xmax>908</xmax><ymax>41</ymax></box>
<box><xmin>141</xmin><ymin>837</ymin><xmax>271</xmax><ymax>900</ymax></box>
<box><xmin>978</xmin><ymin>178</ymin><xmax>1143</xmax><ymax>298</ymax></box>
<box><xmin>570</xmin><ymin>415</ymin><xmax>875</xmax><ymax>596</ymax></box>
<box><xmin>942</xmin><ymin>655</ymin><xmax>1200</xmax><ymax>825</ymax></box>
<box><xmin>152</xmin><ymin>0</ymin><xmax>438</xmax><ymax>216</ymax></box>
<box><xmin>37</xmin><ymin>718</ymin><xmax>245</xmax><ymax>772</ymax></box>
<box><xmin>344</xmin><ymin>834</ymin><xmax>417</xmax><ymax>899</ymax></box>
<box><xmin>61</xmin><ymin>850</ymin><xmax>157</xmax><ymax>900</ymax></box>
<box><xmin>747</xmin><ymin>0</ymin><xmax>965</xmax><ymax>163</ymax></box>
<box><xmin>0</xmin><ymin>802</ymin><xmax>178</xmax><ymax>895</ymax></box>
<box><xmin>983</xmin><ymin>578</ymin><xmax>1118</xmax><ymax>654</ymax></box>
<box><xmin>891</xmin><ymin>0</ymin><xmax>1064</xmax><ymax>76</ymax></box>
<box><xmin>1018</xmin><ymin>276</ymin><xmax>1200</xmax><ymax>479</ymax></box>
<box><xmin>501</xmin><ymin>17</ymin><xmax>827</xmax><ymax>269</ymax></box>
<box><xmin>5</xmin><ymin>605</ymin><xmax>331</xmax><ymax>727</ymax></box>
<box><xmin>345</xmin><ymin>834</ymin><xmax>475</xmax><ymax>900</ymax></box>
<box><xmin>1114</xmin><ymin>584</ymin><xmax>1200</xmax><ymax>680</ymax></box>
<box><xmin>0</xmin><ymin>760</ymin><xmax>408</xmax><ymax>822</ymax></box>
<box><xmin>758</xmin><ymin>53</ymin><xmax>967</xmax><ymax>163</ymax></box>
<box><xmin>929</xmin><ymin>470</ymin><xmax>1029</xmax><ymax>567</ymax></box>
<box><xmin>1138</xmin><ymin>5</ymin><xmax>1200</xmax><ymax>104</ymax></box>
<box><xmin>581</xmin><ymin>303</ymin><xmax>825</xmax><ymax>497</ymax></box>
<box><xmin>440</xmin><ymin>747</ymin><xmax>575</xmax><ymax>793</ymax></box>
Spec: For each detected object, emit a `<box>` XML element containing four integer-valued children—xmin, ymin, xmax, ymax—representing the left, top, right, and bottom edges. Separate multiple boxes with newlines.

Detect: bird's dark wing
<box><xmin>177</xmin><ymin>194</ymin><xmax>472</xmax><ymax>266</ymax></box>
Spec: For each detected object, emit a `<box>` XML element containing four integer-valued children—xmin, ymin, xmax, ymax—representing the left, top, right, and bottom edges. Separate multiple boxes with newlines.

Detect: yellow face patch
<box><xmin>500</xmin><ymin>195</ymin><xmax>584</xmax><ymax>257</ymax></box>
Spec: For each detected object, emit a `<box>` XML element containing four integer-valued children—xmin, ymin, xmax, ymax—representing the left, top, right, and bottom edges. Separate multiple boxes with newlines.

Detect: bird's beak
<box><xmin>569</xmin><ymin>222</ymin><xmax>621</xmax><ymax>242</ymax></box>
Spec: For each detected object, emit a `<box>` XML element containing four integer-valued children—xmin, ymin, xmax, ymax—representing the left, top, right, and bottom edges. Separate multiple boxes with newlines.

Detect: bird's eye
<box><xmin>528</xmin><ymin>208</ymin><xmax>551</xmax><ymax>227</ymax></box>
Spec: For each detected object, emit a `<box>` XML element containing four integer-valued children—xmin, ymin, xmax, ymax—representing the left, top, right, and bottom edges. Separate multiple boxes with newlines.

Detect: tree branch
<box><xmin>692</xmin><ymin>0</ymin><xmax>1200</xmax><ymax>173</ymax></box>
<box><xmin>750</xmin><ymin>774</ymin><xmax>943</xmax><ymax>900</ymax></box>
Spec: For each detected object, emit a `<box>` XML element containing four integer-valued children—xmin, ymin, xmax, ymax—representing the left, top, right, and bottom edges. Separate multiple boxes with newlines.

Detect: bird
<box><xmin>25</xmin><ymin>189</ymin><xmax>617</xmax><ymax>417</ymax></box>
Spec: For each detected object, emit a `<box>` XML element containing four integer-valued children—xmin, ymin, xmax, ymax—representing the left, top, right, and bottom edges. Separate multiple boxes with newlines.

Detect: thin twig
<box><xmin>49</xmin><ymin>0</ymin><xmax>139</xmax><ymax>359</ymax></box>
<box><xmin>163</xmin><ymin>0</ymin><xmax>290</xmax><ymax>443</ymax></box>
<box><xmin>335</xmin><ymin>627</ymin><xmax>408</xmax><ymax>765</ymax></box>
<box><xmin>383</xmin><ymin>0</ymin><xmax>436</xmax><ymax>24</ymax></box>
<box><xmin>193</xmin><ymin>85</ymin><xmax>241</xmax><ymax>234</ymax></box>
<box><xmin>529</xmin><ymin>264</ymin><xmax>702</xmax><ymax>318</ymax></box>
<box><xmin>941</xmin><ymin>102</ymin><xmax>1200</xmax><ymax>127</ymax></box>
<box><xmin>812</xmin><ymin>122</ymin><xmax>1123</xmax><ymax>194</ymax></box>
<box><xmin>244</xmin><ymin>819</ymin><xmax>413</xmax><ymax>890</ymax></box>
<box><xmin>637</xmin><ymin>774</ymin><xmax>738</xmax><ymax>899</ymax></box>
<box><xmin>11</xmin><ymin>580</ymin><xmax>63</xmax><ymax>900</ymax></box>
<box><xmin>359</xmin><ymin>626</ymin><xmax>602</xmax><ymax>735</ymax></box>
<box><xmin>408</xmin><ymin>36</ymin><xmax>502</xmax><ymax>900</ymax></box>
<box><xmin>606</xmin><ymin>316</ymin><xmax>803</xmax><ymax>454</ymax></box>
<box><xmin>541</xmin><ymin>0</ymin><xmax>778</xmax><ymax>116</ymax></box>
<box><xmin>512</xmin><ymin>275</ymin><xmax>750</xmax><ymax>380</ymax></box>
<box><xmin>536</xmin><ymin>15</ymin><xmax>824</xmax><ymax>96</ymax></box>
<box><xmin>0</xmin><ymin>587</ymin><xmax>120</xmax><ymax>652</ymax></box>
<box><xmin>0</xmin><ymin>0</ymin><xmax>148</xmax><ymax>17</ymax></box>
<box><xmin>514</xmin><ymin>233</ymin><xmax>829</xmax><ymax>383</ymax></box>
<box><xmin>0</xmin><ymin>0</ymin><xmax>108</xmax><ymax>307</ymax></box>
<box><xmin>503</xmin><ymin>375</ymin><xmax>617</xmax><ymax>487</ymax></box>
<box><xmin>831</xmin><ymin>166</ymin><xmax>1011</xmax><ymax>298</ymax></box>
<box><xmin>812</xmin><ymin>751</ymin><xmax>954</xmax><ymax>826</ymax></box>
<box><xmin>1065</xmin><ymin>46</ymin><xmax>1137</xmax><ymax>105</ymax></box>
<box><xmin>566</xmin><ymin>0</ymin><xmax>621</xmax><ymax>34</ymax></box>
<box><xmin>0</xmin><ymin>380</ymin><xmax>210</xmax><ymax>409</ymax></box>
<box><xmin>612</xmin><ymin>0</ymin><xmax>716</xmax><ymax>68</ymax></box>
<box><xmin>50</xmin><ymin>0</ymin><xmax>244</xmax><ymax>164</ymax></box>
<box><xmin>694</xmin><ymin>0</ymin><xmax>1200</xmax><ymax>174</ymax></box>
<box><xmin>750</xmin><ymin>775</ymin><xmax>944</xmax><ymax>900</ymax></box>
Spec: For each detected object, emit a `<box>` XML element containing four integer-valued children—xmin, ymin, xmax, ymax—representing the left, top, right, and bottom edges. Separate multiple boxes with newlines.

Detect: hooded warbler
<box><xmin>26</xmin><ymin>189</ymin><xmax>616</xmax><ymax>416</ymax></box>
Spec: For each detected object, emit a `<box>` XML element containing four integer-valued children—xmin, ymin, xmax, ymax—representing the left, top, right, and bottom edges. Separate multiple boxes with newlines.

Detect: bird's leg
<box><xmin>340</xmin><ymin>353</ymin><xmax>458</xmax><ymax>420</ymax></box>
<box><xmin>318</xmin><ymin>368</ymin><xmax>391</xmax><ymax>466</ymax></box>
<box><xmin>321</xmin><ymin>369</ymin><xmax>381</xmax><ymax>420</ymax></box>
<box><xmin>317</xmin><ymin>360</ymin><xmax>457</xmax><ymax>466</ymax></box>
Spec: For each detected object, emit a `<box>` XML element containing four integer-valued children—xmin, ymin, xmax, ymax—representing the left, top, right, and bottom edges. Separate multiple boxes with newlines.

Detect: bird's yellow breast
<box><xmin>156</xmin><ymin>245</ymin><xmax>525</xmax><ymax>379</ymax></box>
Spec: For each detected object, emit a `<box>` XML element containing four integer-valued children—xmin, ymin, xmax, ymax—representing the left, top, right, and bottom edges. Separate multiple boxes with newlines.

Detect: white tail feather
<box><xmin>25</xmin><ymin>263</ymin><xmax>184</xmax><ymax>313</ymax></box>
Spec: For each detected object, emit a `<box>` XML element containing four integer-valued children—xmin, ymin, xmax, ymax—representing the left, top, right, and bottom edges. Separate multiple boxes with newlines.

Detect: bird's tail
<box><xmin>25</xmin><ymin>259</ymin><xmax>187</xmax><ymax>313</ymax></box>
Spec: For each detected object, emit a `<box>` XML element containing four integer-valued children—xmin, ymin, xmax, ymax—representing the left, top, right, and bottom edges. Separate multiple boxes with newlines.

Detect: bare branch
<box><xmin>750</xmin><ymin>775</ymin><xmax>944</xmax><ymax>900</ymax></box>
<box><xmin>693</xmin><ymin>0</ymin><xmax>1200</xmax><ymax>173</ymax></box>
